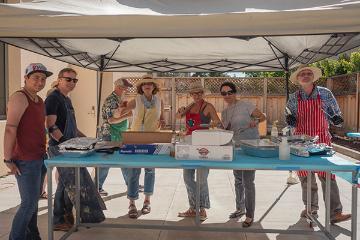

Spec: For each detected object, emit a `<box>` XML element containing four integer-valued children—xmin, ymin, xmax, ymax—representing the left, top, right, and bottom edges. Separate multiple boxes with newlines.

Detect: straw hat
<box><xmin>187</xmin><ymin>81</ymin><xmax>209</xmax><ymax>94</ymax></box>
<box><xmin>290</xmin><ymin>65</ymin><xmax>322</xmax><ymax>84</ymax></box>
<box><xmin>136</xmin><ymin>74</ymin><xmax>160</xmax><ymax>87</ymax></box>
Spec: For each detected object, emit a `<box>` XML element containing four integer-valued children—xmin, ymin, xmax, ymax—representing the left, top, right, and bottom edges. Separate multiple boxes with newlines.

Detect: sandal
<box><xmin>39</xmin><ymin>191</ymin><xmax>48</xmax><ymax>199</ymax></box>
<box><xmin>141</xmin><ymin>201</ymin><xmax>151</xmax><ymax>214</ymax></box>
<box><xmin>128</xmin><ymin>204</ymin><xmax>138</xmax><ymax>219</ymax></box>
<box><xmin>242</xmin><ymin>217</ymin><xmax>253</xmax><ymax>228</ymax></box>
<box><xmin>229</xmin><ymin>209</ymin><xmax>246</xmax><ymax>219</ymax></box>
<box><xmin>178</xmin><ymin>208</ymin><xmax>196</xmax><ymax>218</ymax></box>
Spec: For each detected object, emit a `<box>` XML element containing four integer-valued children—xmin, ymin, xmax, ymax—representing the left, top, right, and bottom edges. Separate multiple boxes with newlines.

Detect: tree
<box><xmin>191</xmin><ymin>72</ymin><xmax>230</xmax><ymax>77</ymax></box>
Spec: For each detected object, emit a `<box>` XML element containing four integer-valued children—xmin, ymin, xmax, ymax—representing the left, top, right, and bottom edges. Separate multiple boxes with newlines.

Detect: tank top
<box><xmin>12</xmin><ymin>90</ymin><xmax>46</xmax><ymax>160</ymax></box>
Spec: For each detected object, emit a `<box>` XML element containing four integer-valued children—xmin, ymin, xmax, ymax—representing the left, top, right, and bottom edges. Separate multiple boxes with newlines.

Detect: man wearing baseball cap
<box><xmin>285</xmin><ymin>65</ymin><xmax>350</xmax><ymax>224</ymax></box>
<box><xmin>98</xmin><ymin>77</ymin><xmax>133</xmax><ymax>196</ymax></box>
<box><xmin>3</xmin><ymin>63</ymin><xmax>52</xmax><ymax>239</ymax></box>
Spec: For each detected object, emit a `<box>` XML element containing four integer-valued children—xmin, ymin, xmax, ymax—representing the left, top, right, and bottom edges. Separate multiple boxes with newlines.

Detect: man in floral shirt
<box><xmin>98</xmin><ymin>77</ymin><xmax>133</xmax><ymax>195</ymax></box>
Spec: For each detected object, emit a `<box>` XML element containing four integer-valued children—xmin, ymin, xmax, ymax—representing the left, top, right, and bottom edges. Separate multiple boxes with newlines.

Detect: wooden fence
<box><xmin>126</xmin><ymin>73</ymin><xmax>360</xmax><ymax>133</ymax></box>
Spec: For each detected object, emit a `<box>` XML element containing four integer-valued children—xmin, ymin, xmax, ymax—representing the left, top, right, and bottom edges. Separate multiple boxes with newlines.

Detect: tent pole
<box><xmin>285</xmin><ymin>54</ymin><xmax>290</xmax><ymax>101</ymax></box>
<box><xmin>95</xmin><ymin>56</ymin><xmax>105</xmax><ymax>190</ymax></box>
<box><xmin>96</xmin><ymin>56</ymin><xmax>105</xmax><ymax>130</ymax></box>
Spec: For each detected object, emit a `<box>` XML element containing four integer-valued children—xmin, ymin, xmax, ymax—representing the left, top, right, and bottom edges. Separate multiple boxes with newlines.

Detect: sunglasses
<box><xmin>220</xmin><ymin>91</ymin><xmax>235</xmax><ymax>96</ymax></box>
<box><xmin>61</xmin><ymin>77</ymin><xmax>78</xmax><ymax>83</ymax></box>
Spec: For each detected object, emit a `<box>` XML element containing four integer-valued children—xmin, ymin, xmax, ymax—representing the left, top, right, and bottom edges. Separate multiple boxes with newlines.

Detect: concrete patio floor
<box><xmin>0</xmin><ymin>152</ymin><xmax>359</xmax><ymax>240</ymax></box>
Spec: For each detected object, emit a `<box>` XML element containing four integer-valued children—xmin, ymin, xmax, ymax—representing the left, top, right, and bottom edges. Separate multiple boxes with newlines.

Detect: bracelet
<box><xmin>3</xmin><ymin>159</ymin><xmax>13</xmax><ymax>164</ymax></box>
<box><xmin>48</xmin><ymin>125</ymin><xmax>59</xmax><ymax>133</ymax></box>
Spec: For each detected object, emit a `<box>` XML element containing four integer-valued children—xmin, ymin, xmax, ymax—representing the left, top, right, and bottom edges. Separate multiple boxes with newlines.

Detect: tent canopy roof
<box><xmin>1</xmin><ymin>0</ymin><xmax>360</xmax><ymax>72</ymax></box>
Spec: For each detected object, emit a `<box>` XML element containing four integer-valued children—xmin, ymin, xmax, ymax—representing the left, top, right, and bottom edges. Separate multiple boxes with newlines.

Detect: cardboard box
<box><xmin>122</xmin><ymin>131</ymin><xmax>173</xmax><ymax>144</ymax></box>
<box><xmin>120</xmin><ymin>131</ymin><xmax>173</xmax><ymax>155</ymax></box>
<box><xmin>175</xmin><ymin>142</ymin><xmax>234</xmax><ymax>161</ymax></box>
<box><xmin>120</xmin><ymin>144</ymin><xmax>172</xmax><ymax>155</ymax></box>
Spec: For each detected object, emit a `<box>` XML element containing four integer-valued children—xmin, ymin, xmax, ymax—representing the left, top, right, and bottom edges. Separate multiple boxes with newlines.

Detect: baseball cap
<box><xmin>25</xmin><ymin>63</ymin><xmax>53</xmax><ymax>77</ymax></box>
<box><xmin>114</xmin><ymin>77</ymin><xmax>133</xmax><ymax>88</ymax></box>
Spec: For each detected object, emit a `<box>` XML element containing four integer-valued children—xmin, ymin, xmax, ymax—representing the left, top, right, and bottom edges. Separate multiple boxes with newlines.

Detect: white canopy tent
<box><xmin>1</xmin><ymin>0</ymin><xmax>360</xmax><ymax>72</ymax></box>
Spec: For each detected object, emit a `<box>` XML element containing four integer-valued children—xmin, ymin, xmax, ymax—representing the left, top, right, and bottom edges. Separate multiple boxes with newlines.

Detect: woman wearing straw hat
<box><xmin>120</xmin><ymin>74</ymin><xmax>165</xmax><ymax>218</ymax></box>
<box><xmin>176</xmin><ymin>81</ymin><xmax>221</xmax><ymax>221</ymax></box>
<box><xmin>285</xmin><ymin>65</ymin><xmax>351</xmax><ymax>224</ymax></box>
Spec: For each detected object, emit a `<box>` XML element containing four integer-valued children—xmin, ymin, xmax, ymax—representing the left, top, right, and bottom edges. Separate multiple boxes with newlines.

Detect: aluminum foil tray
<box><xmin>59</xmin><ymin>137</ymin><xmax>98</xmax><ymax>151</ymax></box>
<box><xmin>59</xmin><ymin>149</ymin><xmax>95</xmax><ymax>158</ymax></box>
<box><xmin>238</xmin><ymin>139</ymin><xmax>279</xmax><ymax>158</ymax></box>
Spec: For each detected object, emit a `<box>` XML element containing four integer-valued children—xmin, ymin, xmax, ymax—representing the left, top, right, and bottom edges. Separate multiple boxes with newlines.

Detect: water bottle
<box><xmin>279</xmin><ymin>136</ymin><xmax>290</xmax><ymax>160</ymax></box>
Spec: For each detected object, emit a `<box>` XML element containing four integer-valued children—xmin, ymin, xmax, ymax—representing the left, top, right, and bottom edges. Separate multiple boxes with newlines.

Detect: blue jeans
<box><xmin>183</xmin><ymin>169</ymin><xmax>210</xmax><ymax>209</ymax></box>
<box><xmin>98</xmin><ymin>168</ymin><xmax>129</xmax><ymax>190</ymax></box>
<box><xmin>127</xmin><ymin>168</ymin><xmax>155</xmax><ymax>200</ymax></box>
<box><xmin>9</xmin><ymin>160</ymin><xmax>46</xmax><ymax>240</ymax></box>
<box><xmin>233</xmin><ymin>170</ymin><xmax>256</xmax><ymax>218</ymax></box>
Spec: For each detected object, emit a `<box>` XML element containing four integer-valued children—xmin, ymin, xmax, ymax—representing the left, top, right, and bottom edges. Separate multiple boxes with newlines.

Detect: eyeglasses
<box><xmin>61</xmin><ymin>77</ymin><xmax>78</xmax><ymax>83</ymax></box>
<box><xmin>220</xmin><ymin>91</ymin><xmax>235</xmax><ymax>96</ymax></box>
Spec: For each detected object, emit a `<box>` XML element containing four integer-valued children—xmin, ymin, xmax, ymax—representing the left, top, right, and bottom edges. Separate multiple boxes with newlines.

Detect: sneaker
<box><xmin>178</xmin><ymin>208</ymin><xmax>196</xmax><ymax>218</ymax></box>
<box><xmin>199</xmin><ymin>208</ymin><xmax>207</xmax><ymax>221</ymax></box>
<box><xmin>99</xmin><ymin>188</ymin><xmax>108</xmax><ymax>196</ymax></box>
<box><xmin>53</xmin><ymin>223</ymin><xmax>72</xmax><ymax>232</ymax></box>
<box><xmin>229</xmin><ymin>209</ymin><xmax>246</xmax><ymax>219</ymax></box>
<box><xmin>64</xmin><ymin>213</ymin><xmax>75</xmax><ymax>225</ymax></box>
<box><xmin>331</xmin><ymin>212</ymin><xmax>351</xmax><ymax>224</ymax></box>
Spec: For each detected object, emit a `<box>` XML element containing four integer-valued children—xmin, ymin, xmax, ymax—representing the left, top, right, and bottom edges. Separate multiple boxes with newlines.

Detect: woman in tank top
<box><xmin>176</xmin><ymin>81</ymin><xmax>221</xmax><ymax>221</ymax></box>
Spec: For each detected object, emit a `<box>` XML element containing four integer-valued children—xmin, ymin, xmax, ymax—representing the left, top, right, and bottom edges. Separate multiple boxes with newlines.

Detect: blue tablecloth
<box><xmin>45</xmin><ymin>151</ymin><xmax>359</xmax><ymax>173</ymax></box>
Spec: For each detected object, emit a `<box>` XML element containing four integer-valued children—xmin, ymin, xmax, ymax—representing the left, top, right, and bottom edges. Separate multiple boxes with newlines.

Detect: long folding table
<box><xmin>45</xmin><ymin>151</ymin><xmax>359</xmax><ymax>240</ymax></box>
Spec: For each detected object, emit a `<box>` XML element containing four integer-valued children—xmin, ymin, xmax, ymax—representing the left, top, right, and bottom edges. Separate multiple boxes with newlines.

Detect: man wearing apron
<box><xmin>45</xmin><ymin>68</ymin><xmax>105</xmax><ymax>231</ymax></box>
<box><xmin>286</xmin><ymin>65</ymin><xmax>351</xmax><ymax>224</ymax></box>
<box><xmin>99</xmin><ymin>77</ymin><xmax>133</xmax><ymax>195</ymax></box>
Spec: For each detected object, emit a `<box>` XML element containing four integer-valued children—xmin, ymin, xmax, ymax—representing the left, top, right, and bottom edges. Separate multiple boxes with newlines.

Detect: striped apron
<box><xmin>294</xmin><ymin>91</ymin><xmax>335</xmax><ymax>179</ymax></box>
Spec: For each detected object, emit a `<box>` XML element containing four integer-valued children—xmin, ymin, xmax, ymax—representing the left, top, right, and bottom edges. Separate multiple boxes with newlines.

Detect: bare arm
<box><xmin>176</xmin><ymin>102</ymin><xmax>195</xmax><ymax>119</ymax></box>
<box><xmin>251</xmin><ymin>108</ymin><xmax>266</xmax><ymax>122</ymax></box>
<box><xmin>108</xmin><ymin>99</ymin><xmax>135</xmax><ymax>124</ymax></box>
<box><xmin>108</xmin><ymin>110</ymin><xmax>133</xmax><ymax>124</ymax></box>
<box><xmin>206</xmin><ymin>104</ymin><xmax>222</xmax><ymax>128</ymax></box>
<box><xmin>3</xmin><ymin>92</ymin><xmax>28</xmax><ymax>175</ymax></box>
<box><xmin>46</xmin><ymin>115</ymin><xmax>63</xmax><ymax>142</ymax></box>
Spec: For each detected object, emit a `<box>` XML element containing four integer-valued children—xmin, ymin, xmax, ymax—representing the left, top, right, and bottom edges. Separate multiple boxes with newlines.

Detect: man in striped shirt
<box><xmin>285</xmin><ymin>65</ymin><xmax>351</xmax><ymax>224</ymax></box>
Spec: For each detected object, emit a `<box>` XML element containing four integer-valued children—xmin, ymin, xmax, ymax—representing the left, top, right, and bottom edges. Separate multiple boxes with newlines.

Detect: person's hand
<box><xmin>120</xmin><ymin>101</ymin><xmax>128</xmax><ymax>108</ymax></box>
<box><xmin>331</xmin><ymin>115</ymin><xmax>343</xmax><ymax>126</ymax></box>
<box><xmin>159</xmin><ymin>119</ymin><xmax>166</xmax><ymax>128</ymax></box>
<box><xmin>286</xmin><ymin>115</ymin><xmax>297</xmax><ymax>126</ymax></box>
<box><xmin>5</xmin><ymin>162</ymin><xmax>21</xmax><ymax>176</ymax></box>
<box><xmin>249</xmin><ymin>120</ymin><xmax>257</xmax><ymax>128</ymax></box>
<box><xmin>177</xmin><ymin>107</ymin><xmax>186</xmax><ymax>115</ymax></box>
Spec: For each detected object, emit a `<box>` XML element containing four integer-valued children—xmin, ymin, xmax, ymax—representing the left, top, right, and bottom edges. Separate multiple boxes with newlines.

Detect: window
<box><xmin>0</xmin><ymin>41</ymin><xmax>5</xmax><ymax>120</ymax></box>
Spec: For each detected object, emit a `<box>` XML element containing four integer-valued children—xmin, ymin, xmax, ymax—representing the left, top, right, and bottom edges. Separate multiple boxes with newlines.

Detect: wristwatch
<box><xmin>3</xmin><ymin>159</ymin><xmax>13</xmax><ymax>164</ymax></box>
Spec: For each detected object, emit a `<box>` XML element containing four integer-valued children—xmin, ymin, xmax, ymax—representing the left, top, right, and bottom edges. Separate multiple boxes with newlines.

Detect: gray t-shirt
<box><xmin>221</xmin><ymin>101</ymin><xmax>259</xmax><ymax>144</ymax></box>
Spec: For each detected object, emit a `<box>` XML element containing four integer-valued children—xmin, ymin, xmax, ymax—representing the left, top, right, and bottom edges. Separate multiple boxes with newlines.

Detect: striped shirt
<box><xmin>286</xmin><ymin>86</ymin><xmax>341</xmax><ymax>127</ymax></box>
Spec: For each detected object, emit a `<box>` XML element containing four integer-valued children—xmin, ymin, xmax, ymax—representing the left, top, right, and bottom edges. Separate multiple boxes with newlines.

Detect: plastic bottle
<box><xmin>271</xmin><ymin>121</ymin><xmax>278</xmax><ymax>142</ymax></box>
<box><xmin>279</xmin><ymin>136</ymin><xmax>290</xmax><ymax>160</ymax></box>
